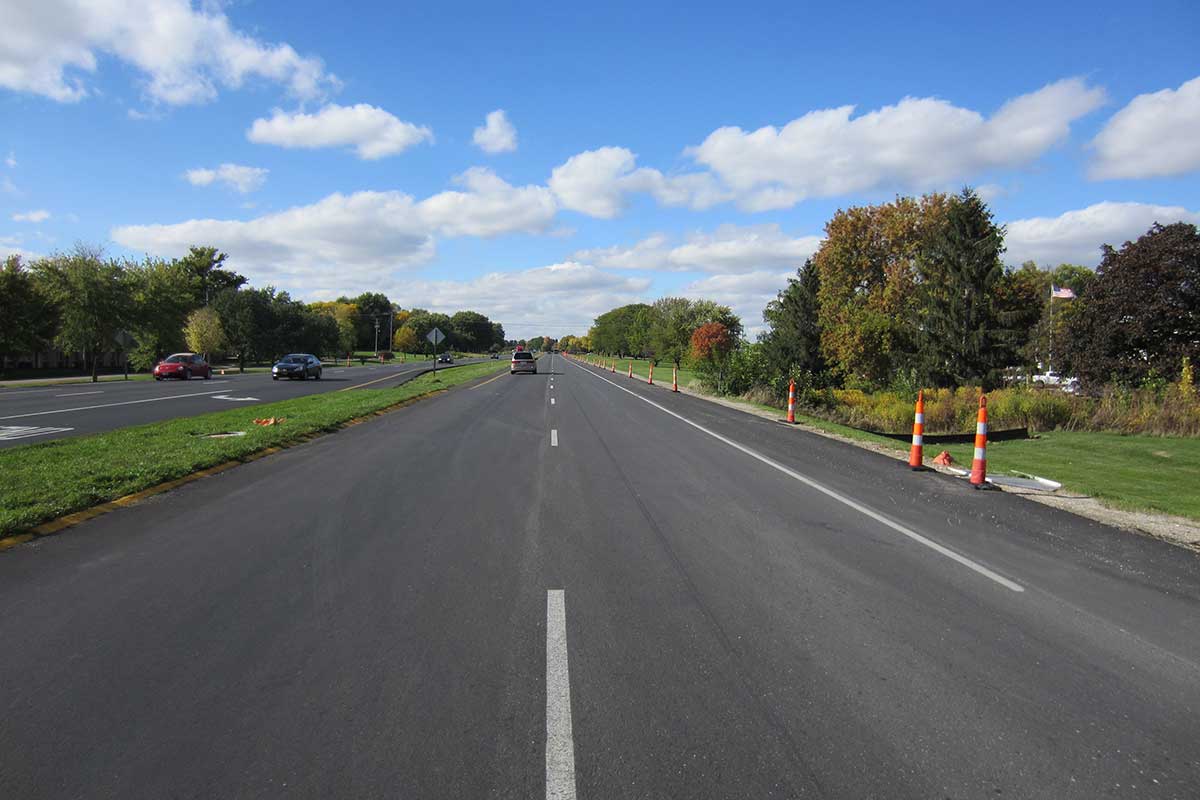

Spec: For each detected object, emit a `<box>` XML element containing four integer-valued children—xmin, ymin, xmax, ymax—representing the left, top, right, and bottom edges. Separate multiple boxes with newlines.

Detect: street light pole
<box><xmin>374</xmin><ymin>319</ymin><xmax>380</xmax><ymax>354</ymax></box>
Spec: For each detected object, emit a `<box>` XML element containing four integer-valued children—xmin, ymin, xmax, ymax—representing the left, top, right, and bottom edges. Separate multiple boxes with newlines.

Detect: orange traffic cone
<box><xmin>970</xmin><ymin>396</ymin><xmax>989</xmax><ymax>487</ymax></box>
<box><xmin>672</xmin><ymin>366</ymin><xmax>678</xmax><ymax>392</ymax></box>
<box><xmin>648</xmin><ymin>363</ymin><xmax>654</xmax><ymax>385</ymax></box>
<box><xmin>908</xmin><ymin>390</ymin><xmax>926</xmax><ymax>469</ymax></box>
<box><xmin>628</xmin><ymin>361</ymin><xmax>633</xmax><ymax>378</ymax></box>
<box><xmin>786</xmin><ymin>379</ymin><xmax>796</xmax><ymax>424</ymax></box>
<box><xmin>611</xmin><ymin>360</ymin><xmax>615</xmax><ymax>373</ymax></box>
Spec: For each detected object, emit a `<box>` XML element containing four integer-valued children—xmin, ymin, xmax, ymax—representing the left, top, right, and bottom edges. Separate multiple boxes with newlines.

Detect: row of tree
<box><xmin>0</xmin><ymin>245</ymin><xmax>508</xmax><ymax>380</ymax></box>
<box><xmin>760</xmin><ymin>190</ymin><xmax>1197</xmax><ymax>391</ymax></box>
<box><xmin>572</xmin><ymin>190</ymin><xmax>1198</xmax><ymax>395</ymax></box>
<box><xmin>568</xmin><ymin>298</ymin><xmax>743</xmax><ymax>366</ymax></box>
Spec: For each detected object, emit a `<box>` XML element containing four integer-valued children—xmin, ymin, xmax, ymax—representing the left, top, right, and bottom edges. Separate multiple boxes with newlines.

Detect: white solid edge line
<box><xmin>569</xmin><ymin>360</ymin><xmax>1024</xmax><ymax>593</ymax></box>
<box><xmin>551</xmin><ymin>429</ymin><xmax>559</xmax><ymax>447</ymax></box>
<box><xmin>54</xmin><ymin>391</ymin><xmax>104</xmax><ymax>397</ymax></box>
<box><xmin>0</xmin><ymin>389</ymin><xmax>229</xmax><ymax>420</ymax></box>
<box><xmin>546</xmin><ymin>589</ymin><xmax>577</xmax><ymax>800</ymax></box>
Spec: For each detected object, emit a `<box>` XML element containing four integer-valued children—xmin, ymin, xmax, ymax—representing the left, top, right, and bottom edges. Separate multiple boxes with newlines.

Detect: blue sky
<box><xmin>3</xmin><ymin>0</ymin><xmax>1199</xmax><ymax>337</ymax></box>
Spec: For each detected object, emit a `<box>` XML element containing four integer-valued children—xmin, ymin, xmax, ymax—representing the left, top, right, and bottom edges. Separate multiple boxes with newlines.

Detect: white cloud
<box><xmin>112</xmin><ymin>171</ymin><xmax>556</xmax><ymax>291</ymax></box>
<box><xmin>473</xmin><ymin>109</ymin><xmax>517</xmax><ymax>154</ymax></box>
<box><xmin>0</xmin><ymin>0</ymin><xmax>337</xmax><ymax>105</ymax></box>
<box><xmin>1090</xmin><ymin>75</ymin><xmax>1200</xmax><ymax>180</ymax></box>
<box><xmin>4</xmin><ymin>152</ymin><xmax>15</xmax><ymax>168</ymax></box>
<box><xmin>575</xmin><ymin>224</ymin><xmax>821</xmax><ymax>274</ymax></box>
<box><xmin>1004</xmin><ymin>201</ymin><xmax>1200</xmax><ymax>266</ymax></box>
<box><xmin>549</xmin><ymin>146</ymin><xmax>727</xmax><ymax>218</ymax></box>
<box><xmin>184</xmin><ymin>163</ymin><xmax>268</xmax><ymax>193</ymax></box>
<box><xmin>680</xmin><ymin>270</ymin><xmax>794</xmax><ymax>336</ymax></box>
<box><xmin>419</xmin><ymin>167</ymin><xmax>556</xmax><ymax>237</ymax></box>
<box><xmin>247</xmin><ymin>104</ymin><xmax>432</xmax><ymax>160</ymax></box>
<box><xmin>384</xmin><ymin>262</ymin><xmax>651</xmax><ymax>338</ymax></box>
<box><xmin>12</xmin><ymin>209</ymin><xmax>50</xmax><ymax>223</ymax></box>
<box><xmin>0</xmin><ymin>233</ymin><xmax>39</xmax><ymax>261</ymax></box>
<box><xmin>687</xmin><ymin>78</ymin><xmax>1105</xmax><ymax>209</ymax></box>
<box><xmin>2</xmin><ymin>177</ymin><xmax>20</xmax><ymax>195</ymax></box>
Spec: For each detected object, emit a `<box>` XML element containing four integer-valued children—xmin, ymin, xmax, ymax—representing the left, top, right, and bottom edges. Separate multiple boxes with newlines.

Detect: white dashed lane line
<box><xmin>545</xmin><ymin>589</ymin><xmax>577</xmax><ymax>800</ymax></box>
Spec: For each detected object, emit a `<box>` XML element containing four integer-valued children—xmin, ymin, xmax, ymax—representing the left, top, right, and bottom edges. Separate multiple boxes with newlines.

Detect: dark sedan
<box><xmin>272</xmin><ymin>354</ymin><xmax>323</xmax><ymax>380</ymax></box>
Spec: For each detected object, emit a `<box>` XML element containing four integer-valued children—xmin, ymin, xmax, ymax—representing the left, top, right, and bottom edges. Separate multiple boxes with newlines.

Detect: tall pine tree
<box><xmin>916</xmin><ymin>188</ymin><xmax>1007</xmax><ymax>388</ymax></box>
<box><xmin>762</xmin><ymin>259</ymin><xmax>826</xmax><ymax>381</ymax></box>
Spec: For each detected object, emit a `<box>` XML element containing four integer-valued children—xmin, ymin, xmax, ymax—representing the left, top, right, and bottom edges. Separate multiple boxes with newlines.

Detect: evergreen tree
<box><xmin>916</xmin><ymin>188</ymin><xmax>1007</xmax><ymax>387</ymax></box>
<box><xmin>762</xmin><ymin>259</ymin><xmax>826</xmax><ymax>381</ymax></box>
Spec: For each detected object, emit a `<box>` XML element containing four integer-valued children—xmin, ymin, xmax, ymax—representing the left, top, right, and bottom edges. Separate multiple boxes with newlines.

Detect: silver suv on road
<box><xmin>510</xmin><ymin>351</ymin><xmax>537</xmax><ymax>375</ymax></box>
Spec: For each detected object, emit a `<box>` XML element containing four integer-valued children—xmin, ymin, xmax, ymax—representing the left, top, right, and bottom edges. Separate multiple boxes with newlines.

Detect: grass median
<box><xmin>0</xmin><ymin>359</ymin><xmax>507</xmax><ymax>537</ymax></box>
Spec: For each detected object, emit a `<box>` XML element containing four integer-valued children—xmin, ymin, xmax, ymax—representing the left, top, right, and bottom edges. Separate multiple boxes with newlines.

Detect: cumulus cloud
<box><xmin>1090</xmin><ymin>75</ymin><xmax>1200</xmax><ymax>180</ymax></box>
<box><xmin>0</xmin><ymin>0</ymin><xmax>337</xmax><ymax>105</ymax></box>
<box><xmin>680</xmin><ymin>270</ymin><xmax>794</xmax><ymax>336</ymax></box>
<box><xmin>419</xmin><ymin>167</ymin><xmax>556</xmax><ymax>236</ymax></box>
<box><xmin>473</xmin><ymin>109</ymin><xmax>517</xmax><ymax>153</ymax></box>
<box><xmin>184</xmin><ymin>163</ymin><xmax>268</xmax><ymax>193</ymax></box>
<box><xmin>687</xmin><ymin>78</ymin><xmax>1105</xmax><ymax>210</ymax></box>
<box><xmin>0</xmin><ymin>237</ymin><xmax>39</xmax><ymax>260</ymax></box>
<box><xmin>549</xmin><ymin>146</ymin><xmax>727</xmax><ymax>218</ymax></box>
<box><xmin>386</xmin><ymin>262</ymin><xmax>650</xmax><ymax>338</ymax></box>
<box><xmin>575</xmin><ymin>224</ymin><xmax>821</xmax><ymax>274</ymax></box>
<box><xmin>4</xmin><ymin>152</ymin><xmax>15</xmax><ymax>168</ymax></box>
<box><xmin>112</xmin><ymin>170</ymin><xmax>556</xmax><ymax>291</ymax></box>
<box><xmin>248</xmin><ymin>104</ymin><xmax>432</xmax><ymax>160</ymax></box>
<box><xmin>1004</xmin><ymin>201</ymin><xmax>1200</xmax><ymax>266</ymax></box>
<box><xmin>12</xmin><ymin>209</ymin><xmax>50</xmax><ymax>223</ymax></box>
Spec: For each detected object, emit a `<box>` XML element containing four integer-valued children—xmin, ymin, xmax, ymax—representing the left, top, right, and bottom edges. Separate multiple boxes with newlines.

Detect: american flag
<box><xmin>1051</xmin><ymin>285</ymin><xmax>1076</xmax><ymax>299</ymax></box>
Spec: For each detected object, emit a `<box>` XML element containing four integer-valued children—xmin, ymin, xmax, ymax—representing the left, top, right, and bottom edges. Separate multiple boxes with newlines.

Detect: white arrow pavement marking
<box><xmin>0</xmin><ymin>390</ymin><xmax>229</xmax><ymax>420</ymax></box>
<box><xmin>212</xmin><ymin>394</ymin><xmax>260</xmax><ymax>402</ymax></box>
<box><xmin>570</xmin><ymin>359</ymin><xmax>1024</xmax><ymax>593</ymax></box>
<box><xmin>551</xmin><ymin>398</ymin><xmax>556</xmax><ymax>405</ymax></box>
<box><xmin>0</xmin><ymin>425</ymin><xmax>74</xmax><ymax>441</ymax></box>
<box><xmin>551</xmin><ymin>429</ymin><xmax>558</xmax><ymax>447</ymax></box>
<box><xmin>546</xmin><ymin>590</ymin><xmax>577</xmax><ymax>800</ymax></box>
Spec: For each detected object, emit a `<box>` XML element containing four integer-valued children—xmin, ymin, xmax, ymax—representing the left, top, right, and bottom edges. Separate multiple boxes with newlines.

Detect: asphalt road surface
<box><xmin>0</xmin><ymin>358</ymin><xmax>483</xmax><ymax>448</ymax></box>
<box><xmin>1</xmin><ymin>353</ymin><xmax>1198</xmax><ymax>798</ymax></box>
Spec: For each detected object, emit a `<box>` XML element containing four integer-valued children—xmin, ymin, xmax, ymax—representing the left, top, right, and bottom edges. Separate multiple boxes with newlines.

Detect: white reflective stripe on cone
<box><xmin>976</xmin><ymin>423</ymin><xmax>988</xmax><ymax>435</ymax></box>
<box><xmin>912</xmin><ymin>435</ymin><xmax>923</xmax><ymax>445</ymax></box>
<box><xmin>914</xmin><ymin>413</ymin><xmax>924</xmax><ymax>423</ymax></box>
<box><xmin>974</xmin><ymin>447</ymin><xmax>987</xmax><ymax>460</ymax></box>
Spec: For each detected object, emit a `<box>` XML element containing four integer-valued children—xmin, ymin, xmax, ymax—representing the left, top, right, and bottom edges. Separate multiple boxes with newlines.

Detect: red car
<box><xmin>153</xmin><ymin>353</ymin><xmax>212</xmax><ymax>380</ymax></box>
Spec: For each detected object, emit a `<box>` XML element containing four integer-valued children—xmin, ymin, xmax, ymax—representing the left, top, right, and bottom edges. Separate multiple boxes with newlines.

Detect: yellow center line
<box><xmin>470</xmin><ymin>370</ymin><xmax>510</xmax><ymax>390</ymax></box>
<box><xmin>338</xmin><ymin>367</ymin><xmax>420</xmax><ymax>392</ymax></box>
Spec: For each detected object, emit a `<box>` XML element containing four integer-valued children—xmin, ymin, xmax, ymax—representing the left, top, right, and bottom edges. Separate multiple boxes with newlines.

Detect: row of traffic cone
<box><xmin>582</xmin><ymin>354</ymin><xmax>680</xmax><ymax>394</ymax></box>
<box><xmin>781</xmin><ymin>383</ymin><xmax>992</xmax><ymax>488</ymax></box>
<box><xmin>907</xmin><ymin>390</ymin><xmax>990</xmax><ymax>487</ymax></box>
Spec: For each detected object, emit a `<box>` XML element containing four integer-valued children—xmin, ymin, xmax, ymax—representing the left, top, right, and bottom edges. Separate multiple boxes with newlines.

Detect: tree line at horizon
<box><xmin>0</xmin><ymin>245</ymin><xmax>508</xmax><ymax>380</ymax></box>
<box><xmin>572</xmin><ymin>188</ymin><xmax>1199</xmax><ymax>397</ymax></box>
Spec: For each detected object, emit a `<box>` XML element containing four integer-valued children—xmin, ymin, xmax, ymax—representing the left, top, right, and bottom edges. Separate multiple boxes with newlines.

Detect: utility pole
<box><xmin>374</xmin><ymin>318</ymin><xmax>380</xmax><ymax>354</ymax></box>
